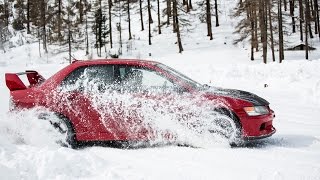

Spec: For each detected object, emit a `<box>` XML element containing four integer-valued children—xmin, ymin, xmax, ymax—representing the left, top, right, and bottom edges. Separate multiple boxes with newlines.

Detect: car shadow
<box><xmin>74</xmin><ymin>134</ymin><xmax>319</xmax><ymax>150</ymax></box>
<box><xmin>235</xmin><ymin>134</ymin><xmax>319</xmax><ymax>149</ymax></box>
<box><xmin>75</xmin><ymin>140</ymin><xmax>192</xmax><ymax>150</ymax></box>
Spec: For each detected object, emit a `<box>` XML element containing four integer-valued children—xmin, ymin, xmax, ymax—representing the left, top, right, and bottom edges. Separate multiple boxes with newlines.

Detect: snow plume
<box><xmin>0</xmin><ymin>109</ymin><xmax>65</xmax><ymax>148</ymax></box>
<box><xmin>57</xmin><ymin>75</ymin><xmax>239</xmax><ymax>148</ymax></box>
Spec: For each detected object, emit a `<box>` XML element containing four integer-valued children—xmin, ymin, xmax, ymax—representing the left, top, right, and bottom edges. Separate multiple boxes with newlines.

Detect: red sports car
<box><xmin>5</xmin><ymin>59</ymin><xmax>276</xmax><ymax>147</ymax></box>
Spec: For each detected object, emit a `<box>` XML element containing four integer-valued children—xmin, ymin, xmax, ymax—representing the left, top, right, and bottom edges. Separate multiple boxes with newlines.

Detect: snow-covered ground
<box><xmin>1</xmin><ymin>0</ymin><xmax>320</xmax><ymax>179</ymax></box>
<box><xmin>1</xmin><ymin>47</ymin><xmax>320</xmax><ymax>179</ymax></box>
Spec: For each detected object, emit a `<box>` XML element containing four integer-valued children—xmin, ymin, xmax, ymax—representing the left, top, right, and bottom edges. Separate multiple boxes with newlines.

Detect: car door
<box><xmin>57</xmin><ymin>65</ymin><xmax>128</xmax><ymax>141</ymax></box>
<box><xmin>116</xmin><ymin>65</ymin><xmax>188</xmax><ymax>141</ymax></box>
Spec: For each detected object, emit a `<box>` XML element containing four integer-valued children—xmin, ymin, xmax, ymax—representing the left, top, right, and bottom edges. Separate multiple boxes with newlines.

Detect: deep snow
<box><xmin>1</xmin><ymin>0</ymin><xmax>320</xmax><ymax>179</ymax></box>
<box><xmin>1</xmin><ymin>49</ymin><xmax>320</xmax><ymax>180</ymax></box>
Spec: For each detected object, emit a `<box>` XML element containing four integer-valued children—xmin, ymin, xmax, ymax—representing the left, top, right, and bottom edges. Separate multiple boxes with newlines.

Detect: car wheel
<box><xmin>40</xmin><ymin>113</ymin><xmax>78</xmax><ymax>148</ymax></box>
<box><xmin>209</xmin><ymin>110</ymin><xmax>243</xmax><ymax>146</ymax></box>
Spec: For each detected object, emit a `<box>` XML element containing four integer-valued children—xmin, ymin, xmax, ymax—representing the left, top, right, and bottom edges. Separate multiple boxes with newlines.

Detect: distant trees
<box><xmin>0</xmin><ymin>0</ymin><xmax>320</xmax><ymax>63</ymax></box>
<box><xmin>234</xmin><ymin>0</ymin><xmax>319</xmax><ymax>63</ymax></box>
<box><xmin>3</xmin><ymin>0</ymin><xmax>318</xmax><ymax>63</ymax></box>
<box><xmin>0</xmin><ymin>0</ymin><xmax>222</xmax><ymax>56</ymax></box>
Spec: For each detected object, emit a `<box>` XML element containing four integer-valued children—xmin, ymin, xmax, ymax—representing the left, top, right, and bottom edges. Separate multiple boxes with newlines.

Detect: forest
<box><xmin>0</xmin><ymin>0</ymin><xmax>319</xmax><ymax>63</ymax></box>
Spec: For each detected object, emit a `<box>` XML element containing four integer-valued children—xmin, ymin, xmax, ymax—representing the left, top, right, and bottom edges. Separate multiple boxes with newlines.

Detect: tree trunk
<box><xmin>250</xmin><ymin>4</ymin><xmax>255</xmax><ymax>61</ymax></box>
<box><xmin>157</xmin><ymin>0</ymin><xmax>162</xmax><ymax>34</ymax></box>
<box><xmin>167</xmin><ymin>0</ymin><xmax>171</xmax><ymax>25</ymax></box>
<box><xmin>268</xmin><ymin>0</ymin><xmax>275</xmax><ymax>62</ymax></box>
<box><xmin>305</xmin><ymin>0</ymin><xmax>310</xmax><ymax>59</ymax></box>
<box><xmin>215</xmin><ymin>0</ymin><xmax>219</xmax><ymax>27</ymax></box>
<box><xmin>68</xmin><ymin>1</ymin><xmax>72</xmax><ymax>63</ymax></box>
<box><xmin>314</xmin><ymin>0</ymin><xmax>320</xmax><ymax>38</ymax></box>
<box><xmin>173</xmin><ymin>0</ymin><xmax>183</xmax><ymax>53</ymax></box>
<box><xmin>186</xmin><ymin>0</ymin><xmax>190</xmax><ymax>12</ymax></box>
<box><xmin>109</xmin><ymin>0</ymin><xmax>113</xmax><ymax>48</ymax></box>
<box><xmin>279</xmin><ymin>0</ymin><xmax>285</xmax><ymax>63</ymax></box>
<box><xmin>79</xmin><ymin>0</ymin><xmax>83</xmax><ymax>23</ymax></box>
<box><xmin>27</xmin><ymin>0</ymin><xmax>30</xmax><ymax>34</ymax></box>
<box><xmin>127</xmin><ymin>0</ymin><xmax>132</xmax><ymax>40</ymax></box>
<box><xmin>58</xmin><ymin>0</ymin><xmax>62</xmax><ymax>42</ymax></box>
<box><xmin>148</xmin><ymin>0</ymin><xmax>152</xmax><ymax>45</ymax></box>
<box><xmin>307</xmin><ymin>0</ymin><xmax>313</xmax><ymax>38</ymax></box>
<box><xmin>85</xmin><ymin>14</ymin><xmax>89</xmax><ymax>55</ymax></box>
<box><xmin>189</xmin><ymin>0</ymin><xmax>193</xmax><ymax>9</ymax></box>
<box><xmin>206</xmin><ymin>0</ymin><xmax>213</xmax><ymax>40</ymax></box>
<box><xmin>139</xmin><ymin>0</ymin><xmax>144</xmax><ymax>30</ymax></box>
<box><xmin>172</xmin><ymin>0</ymin><xmax>176</xmax><ymax>32</ymax></box>
<box><xmin>299</xmin><ymin>0</ymin><xmax>304</xmax><ymax>41</ymax></box>
<box><xmin>259</xmin><ymin>0</ymin><xmax>267</xmax><ymax>64</ymax></box>
<box><xmin>148</xmin><ymin>0</ymin><xmax>153</xmax><ymax>23</ymax></box>
<box><xmin>119</xmin><ymin>0</ymin><xmax>123</xmax><ymax>54</ymax></box>
<box><xmin>313</xmin><ymin>0</ymin><xmax>320</xmax><ymax>35</ymax></box>
<box><xmin>254</xmin><ymin>3</ymin><xmax>259</xmax><ymax>51</ymax></box>
<box><xmin>284</xmin><ymin>0</ymin><xmax>288</xmax><ymax>11</ymax></box>
<box><xmin>183</xmin><ymin>0</ymin><xmax>186</xmax><ymax>5</ymax></box>
<box><xmin>38</xmin><ymin>28</ymin><xmax>41</xmax><ymax>57</ymax></box>
<box><xmin>41</xmin><ymin>0</ymin><xmax>48</xmax><ymax>53</ymax></box>
<box><xmin>68</xmin><ymin>25</ymin><xmax>72</xmax><ymax>63</ymax></box>
<box><xmin>290</xmin><ymin>0</ymin><xmax>296</xmax><ymax>33</ymax></box>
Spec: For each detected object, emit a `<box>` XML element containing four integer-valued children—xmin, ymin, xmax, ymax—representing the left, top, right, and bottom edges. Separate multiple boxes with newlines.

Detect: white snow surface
<box><xmin>1</xmin><ymin>49</ymin><xmax>320</xmax><ymax>180</ymax></box>
<box><xmin>1</xmin><ymin>0</ymin><xmax>320</xmax><ymax>179</ymax></box>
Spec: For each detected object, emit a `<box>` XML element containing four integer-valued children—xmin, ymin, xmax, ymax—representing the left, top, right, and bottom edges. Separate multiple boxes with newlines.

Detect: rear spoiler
<box><xmin>5</xmin><ymin>70</ymin><xmax>45</xmax><ymax>91</ymax></box>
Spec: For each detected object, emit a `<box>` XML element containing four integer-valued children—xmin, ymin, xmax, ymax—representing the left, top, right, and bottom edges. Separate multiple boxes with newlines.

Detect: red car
<box><xmin>5</xmin><ymin>59</ymin><xmax>276</xmax><ymax>147</ymax></box>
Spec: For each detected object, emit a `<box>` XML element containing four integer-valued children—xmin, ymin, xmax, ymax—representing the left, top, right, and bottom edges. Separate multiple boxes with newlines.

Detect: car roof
<box><xmin>71</xmin><ymin>59</ymin><xmax>159</xmax><ymax>66</ymax></box>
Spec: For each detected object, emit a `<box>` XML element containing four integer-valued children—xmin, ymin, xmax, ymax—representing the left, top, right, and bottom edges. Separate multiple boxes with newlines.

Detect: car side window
<box><xmin>119</xmin><ymin>66</ymin><xmax>184</xmax><ymax>93</ymax></box>
<box><xmin>62</xmin><ymin>67</ymin><xmax>86</xmax><ymax>87</ymax></box>
<box><xmin>61</xmin><ymin>65</ymin><xmax>115</xmax><ymax>92</ymax></box>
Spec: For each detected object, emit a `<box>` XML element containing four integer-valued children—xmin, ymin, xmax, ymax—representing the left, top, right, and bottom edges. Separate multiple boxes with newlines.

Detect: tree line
<box><xmin>0</xmin><ymin>0</ymin><xmax>319</xmax><ymax>63</ymax></box>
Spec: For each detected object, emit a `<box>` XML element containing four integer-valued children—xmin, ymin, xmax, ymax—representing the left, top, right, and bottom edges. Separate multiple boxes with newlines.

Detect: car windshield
<box><xmin>156</xmin><ymin>63</ymin><xmax>204</xmax><ymax>89</ymax></box>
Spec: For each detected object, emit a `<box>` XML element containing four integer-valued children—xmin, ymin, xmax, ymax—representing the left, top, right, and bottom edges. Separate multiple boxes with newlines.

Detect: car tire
<box><xmin>40</xmin><ymin>113</ymin><xmax>78</xmax><ymax>148</ymax></box>
<box><xmin>210</xmin><ymin>109</ymin><xmax>243</xmax><ymax>146</ymax></box>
